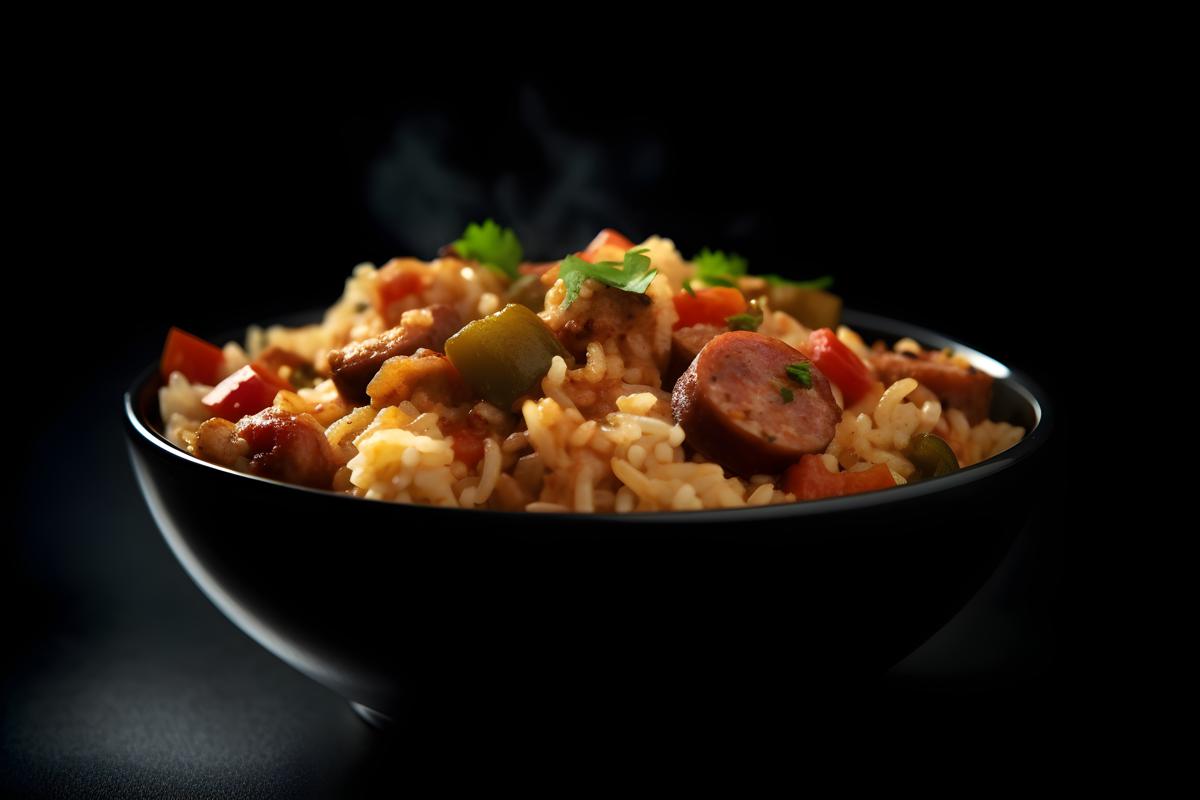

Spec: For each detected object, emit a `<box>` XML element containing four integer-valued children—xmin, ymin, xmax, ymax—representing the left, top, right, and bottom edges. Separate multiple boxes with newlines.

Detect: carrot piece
<box><xmin>785</xmin><ymin>455</ymin><xmax>896</xmax><ymax>501</ymax></box>
<box><xmin>672</xmin><ymin>287</ymin><xmax>747</xmax><ymax>330</ymax></box>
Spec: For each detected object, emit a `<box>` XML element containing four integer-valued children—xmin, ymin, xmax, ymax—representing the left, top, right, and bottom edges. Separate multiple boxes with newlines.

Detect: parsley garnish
<box><xmin>558</xmin><ymin>248</ymin><xmax>658</xmax><ymax>309</ymax></box>
<box><xmin>453</xmin><ymin>220</ymin><xmax>523</xmax><ymax>280</ymax></box>
<box><xmin>693</xmin><ymin>248</ymin><xmax>748</xmax><ymax>287</ymax></box>
<box><xmin>682</xmin><ymin>280</ymin><xmax>696</xmax><ymax>297</ymax></box>
<box><xmin>785</xmin><ymin>362</ymin><xmax>813</xmax><ymax>388</ymax></box>
<box><xmin>780</xmin><ymin>386</ymin><xmax>794</xmax><ymax>403</ymax></box>
<box><xmin>726</xmin><ymin>306</ymin><xmax>763</xmax><ymax>332</ymax></box>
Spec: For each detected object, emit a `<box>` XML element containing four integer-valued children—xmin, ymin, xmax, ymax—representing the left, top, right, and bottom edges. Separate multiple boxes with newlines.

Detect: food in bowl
<box><xmin>157</xmin><ymin>223</ymin><xmax>1024</xmax><ymax>512</ymax></box>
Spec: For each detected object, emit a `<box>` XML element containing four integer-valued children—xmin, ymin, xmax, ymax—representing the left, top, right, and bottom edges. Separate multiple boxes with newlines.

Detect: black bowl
<box><xmin>125</xmin><ymin>309</ymin><xmax>1052</xmax><ymax>727</ymax></box>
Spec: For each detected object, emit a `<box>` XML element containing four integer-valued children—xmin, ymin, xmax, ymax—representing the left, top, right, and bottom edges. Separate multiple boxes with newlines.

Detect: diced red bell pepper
<box><xmin>672</xmin><ymin>287</ymin><xmax>747</xmax><ymax>330</ymax></box>
<box><xmin>202</xmin><ymin>364</ymin><xmax>285</xmax><ymax>421</ymax></box>
<box><xmin>785</xmin><ymin>455</ymin><xmax>896</xmax><ymax>501</ymax></box>
<box><xmin>160</xmin><ymin>327</ymin><xmax>224</xmax><ymax>385</ymax></box>
<box><xmin>580</xmin><ymin>228</ymin><xmax>635</xmax><ymax>263</ymax></box>
<box><xmin>806</xmin><ymin>328</ymin><xmax>877</xmax><ymax>406</ymax></box>
<box><xmin>440</xmin><ymin>419</ymin><xmax>488</xmax><ymax>468</ymax></box>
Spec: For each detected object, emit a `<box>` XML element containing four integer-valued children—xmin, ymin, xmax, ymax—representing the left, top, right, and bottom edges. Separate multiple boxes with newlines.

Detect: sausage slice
<box><xmin>869</xmin><ymin>351</ymin><xmax>992</xmax><ymax>424</ymax></box>
<box><xmin>672</xmin><ymin>331</ymin><xmax>840</xmax><ymax>477</ymax></box>
<box><xmin>327</xmin><ymin>304</ymin><xmax>462</xmax><ymax>404</ymax></box>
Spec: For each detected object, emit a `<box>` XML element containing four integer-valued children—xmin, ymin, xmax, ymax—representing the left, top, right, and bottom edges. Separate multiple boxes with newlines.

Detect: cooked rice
<box><xmin>161</xmin><ymin>234</ymin><xmax>1026</xmax><ymax>511</ymax></box>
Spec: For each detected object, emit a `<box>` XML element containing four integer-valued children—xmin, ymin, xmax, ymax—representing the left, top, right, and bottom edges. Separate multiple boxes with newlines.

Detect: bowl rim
<box><xmin>125</xmin><ymin>307</ymin><xmax>1054</xmax><ymax>523</ymax></box>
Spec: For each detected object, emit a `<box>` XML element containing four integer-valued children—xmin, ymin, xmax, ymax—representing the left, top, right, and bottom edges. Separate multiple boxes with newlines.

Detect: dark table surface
<box><xmin>4</xmin><ymin>359</ymin><xmax>1076</xmax><ymax>798</ymax></box>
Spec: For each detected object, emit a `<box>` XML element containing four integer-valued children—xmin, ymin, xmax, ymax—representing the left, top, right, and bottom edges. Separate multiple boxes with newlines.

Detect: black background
<box><xmin>6</xmin><ymin>70</ymin><xmax>1083</xmax><ymax>794</ymax></box>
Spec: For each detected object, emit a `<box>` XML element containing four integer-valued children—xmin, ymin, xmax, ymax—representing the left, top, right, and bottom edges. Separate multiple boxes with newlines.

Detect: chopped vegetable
<box><xmin>766</xmin><ymin>284</ymin><xmax>842</xmax><ymax>330</ymax></box>
<box><xmin>779</xmin><ymin>386</ymin><xmax>794</xmax><ymax>403</ymax></box>
<box><xmin>904</xmin><ymin>433</ymin><xmax>960</xmax><ymax>480</ymax></box>
<box><xmin>505</xmin><ymin>273</ymin><xmax>549</xmax><ymax>311</ymax></box>
<box><xmin>452</xmin><ymin>220</ymin><xmax>523</xmax><ymax>279</ymax></box>
<box><xmin>202</xmin><ymin>364</ymin><xmax>286</xmax><ymax>421</ymax></box>
<box><xmin>580</xmin><ymin>228</ymin><xmax>635</xmax><ymax>263</ymax></box>
<box><xmin>725</xmin><ymin>307</ymin><xmax>763</xmax><ymax>331</ymax></box>
<box><xmin>444</xmin><ymin>304</ymin><xmax>569</xmax><ymax>408</ymax></box>
<box><xmin>692</xmin><ymin>248</ymin><xmax>748</xmax><ymax>287</ymax></box>
<box><xmin>443</xmin><ymin>424</ymin><xmax>487</xmax><ymax>469</ymax></box>
<box><xmin>785</xmin><ymin>455</ymin><xmax>896</xmax><ymax>501</ymax></box>
<box><xmin>726</xmin><ymin>313</ymin><xmax>759</xmax><ymax>331</ymax></box>
<box><xmin>558</xmin><ymin>249</ymin><xmax>658</xmax><ymax>310</ymax></box>
<box><xmin>806</xmin><ymin>328</ymin><xmax>876</xmax><ymax>406</ymax></box>
<box><xmin>160</xmin><ymin>327</ymin><xmax>224</xmax><ymax>385</ymax></box>
<box><xmin>785</xmin><ymin>362</ymin><xmax>813</xmax><ymax>388</ymax></box>
<box><xmin>672</xmin><ymin>286</ymin><xmax>747</xmax><ymax>330</ymax></box>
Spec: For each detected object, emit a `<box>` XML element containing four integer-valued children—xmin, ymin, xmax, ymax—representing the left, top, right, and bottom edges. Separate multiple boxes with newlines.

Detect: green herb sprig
<box><xmin>558</xmin><ymin>248</ymin><xmax>658</xmax><ymax>309</ymax></box>
<box><xmin>453</xmin><ymin>220</ymin><xmax>523</xmax><ymax>279</ymax></box>
<box><xmin>785</xmin><ymin>362</ymin><xmax>813</xmax><ymax>388</ymax></box>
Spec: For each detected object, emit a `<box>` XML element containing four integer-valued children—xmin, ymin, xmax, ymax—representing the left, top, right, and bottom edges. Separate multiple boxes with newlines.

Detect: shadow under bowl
<box><xmin>125</xmin><ymin>309</ymin><xmax>1052</xmax><ymax>726</ymax></box>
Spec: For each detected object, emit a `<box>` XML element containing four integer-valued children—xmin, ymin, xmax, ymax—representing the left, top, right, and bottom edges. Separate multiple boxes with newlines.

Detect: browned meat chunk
<box><xmin>672</xmin><ymin>331</ymin><xmax>840</xmax><ymax>477</ymax></box>
<box><xmin>193</xmin><ymin>417</ymin><xmax>249</xmax><ymax>467</ymax></box>
<box><xmin>666</xmin><ymin>323</ymin><xmax>724</xmax><ymax>388</ymax></box>
<box><xmin>234</xmin><ymin>407</ymin><xmax>340</xmax><ymax>489</ymax></box>
<box><xmin>869</xmin><ymin>351</ymin><xmax>993</xmax><ymax>424</ymax></box>
<box><xmin>555</xmin><ymin>288</ymin><xmax>654</xmax><ymax>362</ymax></box>
<box><xmin>327</xmin><ymin>304</ymin><xmax>462</xmax><ymax>404</ymax></box>
<box><xmin>255</xmin><ymin>345</ymin><xmax>316</xmax><ymax>387</ymax></box>
<box><xmin>366</xmin><ymin>348</ymin><xmax>471</xmax><ymax>410</ymax></box>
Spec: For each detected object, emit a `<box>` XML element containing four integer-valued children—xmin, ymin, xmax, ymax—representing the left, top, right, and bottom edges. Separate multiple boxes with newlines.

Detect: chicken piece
<box><xmin>366</xmin><ymin>348</ymin><xmax>471</xmax><ymax>410</ymax></box>
<box><xmin>233</xmin><ymin>407</ymin><xmax>340</xmax><ymax>489</ymax></box>
<box><xmin>327</xmin><ymin>304</ymin><xmax>462</xmax><ymax>404</ymax></box>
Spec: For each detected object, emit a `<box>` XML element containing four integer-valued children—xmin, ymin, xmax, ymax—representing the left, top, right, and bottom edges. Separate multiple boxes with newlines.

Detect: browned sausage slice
<box><xmin>666</xmin><ymin>323</ymin><xmax>724</xmax><ymax>388</ymax></box>
<box><xmin>327</xmin><ymin>304</ymin><xmax>462</xmax><ymax>404</ymax></box>
<box><xmin>869</xmin><ymin>351</ymin><xmax>992</xmax><ymax>425</ymax></box>
<box><xmin>671</xmin><ymin>331</ymin><xmax>840</xmax><ymax>477</ymax></box>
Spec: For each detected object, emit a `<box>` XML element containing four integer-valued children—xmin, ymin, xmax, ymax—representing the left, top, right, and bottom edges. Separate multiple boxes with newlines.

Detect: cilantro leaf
<box><xmin>452</xmin><ymin>220</ymin><xmax>523</xmax><ymax>279</ymax></box>
<box><xmin>780</xmin><ymin>386</ymin><xmax>794</xmax><ymax>403</ymax></box>
<box><xmin>726</xmin><ymin>306</ymin><xmax>763</xmax><ymax>332</ymax></box>
<box><xmin>785</xmin><ymin>362</ymin><xmax>813</xmax><ymax>388</ymax></box>
<box><xmin>692</xmin><ymin>247</ymin><xmax>748</xmax><ymax>287</ymax></box>
<box><xmin>558</xmin><ymin>248</ymin><xmax>658</xmax><ymax>309</ymax></box>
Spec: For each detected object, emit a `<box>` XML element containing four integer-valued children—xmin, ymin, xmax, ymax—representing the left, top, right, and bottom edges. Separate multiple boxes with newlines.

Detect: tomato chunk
<box><xmin>160</xmin><ymin>327</ymin><xmax>224</xmax><ymax>385</ymax></box>
<box><xmin>202</xmin><ymin>364</ymin><xmax>284</xmax><ymax>421</ymax></box>
<box><xmin>806</xmin><ymin>328</ymin><xmax>876</xmax><ymax>406</ymax></box>
<box><xmin>672</xmin><ymin>287</ymin><xmax>747</xmax><ymax>330</ymax></box>
<box><xmin>580</xmin><ymin>228</ymin><xmax>635</xmax><ymax>263</ymax></box>
<box><xmin>785</xmin><ymin>455</ymin><xmax>896</xmax><ymax>501</ymax></box>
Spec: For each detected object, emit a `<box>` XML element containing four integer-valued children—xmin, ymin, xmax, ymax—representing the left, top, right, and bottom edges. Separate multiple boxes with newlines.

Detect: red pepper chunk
<box><xmin>785</xmin><ymin>455</ymin><xmax>896</xmax><ymax>501</ymax></box>
<box><xmin>672</xmin><ymin>287</ymin><xmax>747</xmax><ymax>330</ymax></box>
<box><xmin>580</xmin><ymin>228</ymin><xmax>635</xmax><ymax>263</ymax></box>
<box><xmin>450</xmin><ymin>430</ymin><xmax>487</xmax><ymax>469</ymax></box>
<box><xmin>806</xmin><ymin>328</ymin><xmax>877</xmax><ymax>406</ymax></box>
<box><xmin>439</xmin><ymin>419</ymin><xmax>489</xmax><ymax>470</ymax></box>
<box><xmin>161</xmin><ymin>327</ymin><xmax>224</xmax><ymax>385</ymax></box>
<box><xmin>202</xmin><ymin>364</ymin><xmax>285</xmax><ymax>421</ymax></box>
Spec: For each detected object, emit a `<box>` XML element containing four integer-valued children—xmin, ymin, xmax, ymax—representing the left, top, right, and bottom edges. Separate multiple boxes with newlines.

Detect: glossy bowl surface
<box><xmin>126</xmin><ymin>309</ymin><xmax>1052</xmax><ymax>722</ymax></box>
